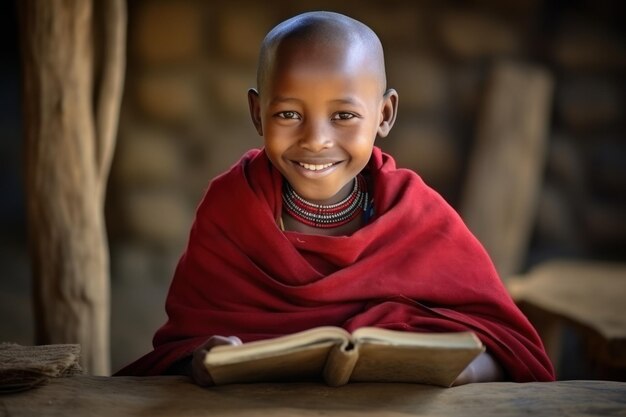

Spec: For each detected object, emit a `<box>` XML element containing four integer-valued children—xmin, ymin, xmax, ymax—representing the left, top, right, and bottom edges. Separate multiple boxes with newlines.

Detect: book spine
<box><xmin>322</xmin><ymin>342</ymin><xmax>359</xmax><ymax>387</ymax></box>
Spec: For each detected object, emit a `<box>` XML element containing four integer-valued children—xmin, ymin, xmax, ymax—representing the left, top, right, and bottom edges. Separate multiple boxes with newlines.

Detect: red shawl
<box><xmin>116</xmin><ymin>147</ymin><xmax>554</xmax><ymax>381</ymax></box>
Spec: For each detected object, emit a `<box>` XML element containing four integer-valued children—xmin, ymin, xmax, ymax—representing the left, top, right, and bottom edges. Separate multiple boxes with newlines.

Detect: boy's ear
<box><xmin>377</xmin><ymin>88</ymin><xmax>398</xmax><ymax>138</ymax></box>
<box><xmin>248</xmin><ymin>88</ymin><xmax>263</xmax><ymax>136</ymax></box>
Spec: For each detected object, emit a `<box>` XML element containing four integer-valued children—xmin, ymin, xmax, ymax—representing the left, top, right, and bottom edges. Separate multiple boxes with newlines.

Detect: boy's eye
<box><xmin>276</xmin><ymin>111</ymin><xmax>300</xmax><ymax>120</ymax></box>
<box><xmin>332</xmin><ymin>112</ymin><xmax>356</xmax><ymax>121</ymax></box>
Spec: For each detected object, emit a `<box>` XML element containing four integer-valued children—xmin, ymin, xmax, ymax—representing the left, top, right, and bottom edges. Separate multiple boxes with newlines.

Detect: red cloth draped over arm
<box><xmin>115</xmin><ymin>147</ymin><xmax>554</xmax><ymax>382</ymax></box>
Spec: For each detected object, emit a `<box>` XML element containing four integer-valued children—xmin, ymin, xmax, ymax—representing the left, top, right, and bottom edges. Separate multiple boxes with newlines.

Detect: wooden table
<box><xmin>2</xmin><ymin>376</ymin><xmax>625</xmax><ymax>416</ymax></box>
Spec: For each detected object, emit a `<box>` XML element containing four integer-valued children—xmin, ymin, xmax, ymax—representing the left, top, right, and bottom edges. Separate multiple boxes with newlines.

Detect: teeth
<box><xmin>299</xmin><ymin>162</ymin><xmax>333</xmax><ymax>171</ymax></box>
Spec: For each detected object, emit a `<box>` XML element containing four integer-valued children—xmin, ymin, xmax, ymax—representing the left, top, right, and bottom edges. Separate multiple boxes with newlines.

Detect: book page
<box><xmin>207</xmin><ymin>341</ymin><xmax>337</xmax><ymax>385</ymax></box>
<box><xmin>349</xmin><ymin>330</ymin><xmax>485</xmax><ymax>387</ymax></box>
<box><xmin>204</xmin><ymin>326</ymin><xmax>352</xmax><ymax>385</ymax></box>
<box><xmin>352</xmin><ymin>327</ymin><xmax>483</xmax><ymax>349</ymax></box>
<box><xmin>205</xmin><ymin>326</ymin><xmax>351</xmax><ymax>366</ymax></box>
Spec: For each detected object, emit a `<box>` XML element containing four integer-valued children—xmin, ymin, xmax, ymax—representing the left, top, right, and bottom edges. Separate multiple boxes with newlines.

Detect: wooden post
<box><xmin>461</xmin><ymin>62</ymin><xmax>553</xmax><ymax>281</ymax></box>
<box><xmin>19</xmin><ymin>0</ymin><xmax>126</xmax><ymax>375</ymax></box>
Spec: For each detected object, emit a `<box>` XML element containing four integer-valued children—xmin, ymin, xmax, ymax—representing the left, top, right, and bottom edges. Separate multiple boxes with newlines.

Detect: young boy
<box><xmin>116</xmin><ymin>11</ymin><xmax>554</xmax><ymax>385</ymax></box>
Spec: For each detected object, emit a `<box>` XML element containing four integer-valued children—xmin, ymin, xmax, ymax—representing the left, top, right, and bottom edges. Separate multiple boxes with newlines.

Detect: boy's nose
<box><xmin>299</xmin><ymin>120</ymin><xmax>332</xmax><ymax>152</ymax></box>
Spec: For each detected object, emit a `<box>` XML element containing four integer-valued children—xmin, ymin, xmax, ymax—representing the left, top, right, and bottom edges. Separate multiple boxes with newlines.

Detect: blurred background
<box><xmin>1</xmin><ymin>0</ymin><xmax>624</xmax><ymax>377</ymax></box>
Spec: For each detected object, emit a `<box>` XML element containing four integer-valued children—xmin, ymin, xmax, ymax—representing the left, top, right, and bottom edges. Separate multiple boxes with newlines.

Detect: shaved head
<box><xmin>256</xmin><ymin>11</ymin><xmax>387</xmax><ymax>95</ymax></box>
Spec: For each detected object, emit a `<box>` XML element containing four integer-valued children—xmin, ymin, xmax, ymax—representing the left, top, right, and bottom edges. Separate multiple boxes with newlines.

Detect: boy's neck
<box><xmin>280</xmin><ymin>173</ymin><xmax>371</xmax><ymax>236</ymax></box>
<box><xmin>282</xmin><ymin>212</ymin><xmax>364</xmax><ymax>236</ymax></box>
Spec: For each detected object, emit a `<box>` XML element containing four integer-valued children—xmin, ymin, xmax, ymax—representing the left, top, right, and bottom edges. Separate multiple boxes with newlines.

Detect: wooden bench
<box><xmin>508</xmin><ymin>260</ymin><xmax>626</xmax><ymax>380</ymax></box>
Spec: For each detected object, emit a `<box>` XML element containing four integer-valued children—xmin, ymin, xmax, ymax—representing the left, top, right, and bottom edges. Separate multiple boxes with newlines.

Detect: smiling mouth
<box><xmin>297</xmin><ymin>162</ymin><xmax>336</xmax><ymax>171</ymax></box>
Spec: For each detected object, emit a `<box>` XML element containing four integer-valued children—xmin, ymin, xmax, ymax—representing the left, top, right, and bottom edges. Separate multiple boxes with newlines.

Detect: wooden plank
<box><xmin>19</xmin><ymin>0</ymin><xmax>126</xmax><ymax>375</ymax></box>
<box><xmin>461</xmin><ymin>62</ymin><xmax>553</xmax><ymax>280</ymax></box>
<box><xmin>509</xmin><ymin>260</ymin><xmax>626</xmax><ymax>369</ymax></box>
<box><xmin>2</xmin><ymin>376</ymin><xmax>625</xmax><ymax>416</ymax></box>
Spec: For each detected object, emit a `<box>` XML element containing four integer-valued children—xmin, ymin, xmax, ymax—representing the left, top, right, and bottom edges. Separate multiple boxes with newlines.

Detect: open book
<box><xmin>204</xmin><ymin>326</ymin><xmax>485</xmax><ymax>387</ymax></box>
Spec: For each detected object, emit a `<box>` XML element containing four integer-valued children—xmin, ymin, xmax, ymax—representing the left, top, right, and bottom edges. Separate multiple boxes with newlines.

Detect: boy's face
<box><xmin>249</xmin><ymin>39</ymin><xmax>397</xmax><ymax>204</ymax></box>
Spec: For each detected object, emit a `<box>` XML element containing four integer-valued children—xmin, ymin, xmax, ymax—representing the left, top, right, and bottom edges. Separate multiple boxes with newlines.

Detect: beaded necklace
<box><xmin>282</xmin><ymin>174</ymin><xmax>370</xmax><ymax>229</ymax></box>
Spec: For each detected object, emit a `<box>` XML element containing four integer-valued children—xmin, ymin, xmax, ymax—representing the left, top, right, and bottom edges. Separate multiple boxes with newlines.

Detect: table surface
<box><xmin>2</xmin><ymin>376</ymin><xmax>626</xmax><ymax>416</ymax></box>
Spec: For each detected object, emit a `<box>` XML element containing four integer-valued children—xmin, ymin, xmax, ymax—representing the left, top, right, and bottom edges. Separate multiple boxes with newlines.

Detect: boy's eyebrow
<box><xmin>328</xmin><ymin>97</ymin><xmax>364</xmax><ymax>107</ymax></box>
<box><xmin>269</xmin><ymin>97</ymin><xmax>365</xmax><ymax>107</ymax></box>
<box><xmin>269</xmin><ymin>97</ymin><xmax>303</xmax><ymax>105</ymax></box>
